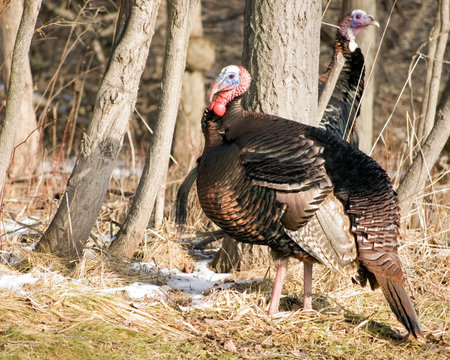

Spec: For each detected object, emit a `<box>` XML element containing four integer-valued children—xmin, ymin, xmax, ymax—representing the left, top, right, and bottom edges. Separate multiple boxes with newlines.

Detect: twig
<box><xmin>317</xmin><ymin>52</ymin><xmax>345</xmax><ymax>122</ymax></box>
<box><xmin>193</xmin><ymin>235</ymin><xmax>224</xmax><ymax>250</ymax></box>
<box><xmin>179</xmin><ymin>230</ymin><xmax>225</xmax><ymax>239</ymax></box>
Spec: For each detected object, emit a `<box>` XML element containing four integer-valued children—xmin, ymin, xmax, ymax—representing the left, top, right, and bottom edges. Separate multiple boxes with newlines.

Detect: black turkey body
<box><xmin>196</xmin><ymin>65</ymin><xmax>422</xmax><ymax>338</ymax></box>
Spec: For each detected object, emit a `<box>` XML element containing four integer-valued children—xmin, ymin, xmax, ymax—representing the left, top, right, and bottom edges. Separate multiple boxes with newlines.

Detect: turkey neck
<box><xmin>219</xmin><ymin>98</ymin><xmax>246</xmax><ymax>140</ymax></box>
<box><xmin>322</xmin><ymin>32</ymin><xmax>365</xmax><ymax>99</ymax></box>
<box><xmin>201</xmin><ymin>97</ymin><xmax>245</xmax><ymax>149</ymax></box>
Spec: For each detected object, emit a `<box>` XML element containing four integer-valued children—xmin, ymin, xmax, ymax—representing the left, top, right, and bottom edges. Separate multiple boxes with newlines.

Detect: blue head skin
<box><xmin>339</xmin><ymin>9</ymin><xmax>380</xmax><ymax>51</ymax></box>
<box><xmin>208</xmin><ymin>65</ymin><xmax>241</xmax><ymax>103</ymax></box>
<box><xmin>349</xmin><ymin>9</ymin><xmax>379</xmax><ymax>36</ymax></box>
<box><xmin>208</xmin><ymin>65</ymin><xmax>251</xmax><ymax>116</ymax></box>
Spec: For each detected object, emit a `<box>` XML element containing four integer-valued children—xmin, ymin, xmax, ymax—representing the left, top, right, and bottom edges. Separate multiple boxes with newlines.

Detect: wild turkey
<box><xmin>319</xmin><ymin>9</ymin><xmax>379</xmax><ymax>146</ymax></box>
<box><xmin>196</xmin><ymin>64</ymin><xmax>423</xmax><ymax>339</ymax></box>
<box><xmin>176</xmin><ymin>9</ymin><xmax>378</xmax><ymax>223</ymax></box>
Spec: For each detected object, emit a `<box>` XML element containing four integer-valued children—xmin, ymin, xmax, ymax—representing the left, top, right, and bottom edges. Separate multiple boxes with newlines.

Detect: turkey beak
<box><xmin>367</xmin><ymin>15</ymin><xmax>380</xmax><ymax>28</ymax></box>
<box><xmin>209</xmin><ymin>81</ymin><xmax>226</xmax><ymax>103</ymax></box>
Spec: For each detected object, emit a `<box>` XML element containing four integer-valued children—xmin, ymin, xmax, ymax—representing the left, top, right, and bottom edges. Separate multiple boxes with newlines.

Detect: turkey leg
<box><xmin>303</xmin><ymin>261</ymin><xmax>313</xmax><ymax>310</ymax></box>
<box><xmin>268</xmin><ymin>258</ymin><xmax>288</xmax><ymax>314</ymax></box>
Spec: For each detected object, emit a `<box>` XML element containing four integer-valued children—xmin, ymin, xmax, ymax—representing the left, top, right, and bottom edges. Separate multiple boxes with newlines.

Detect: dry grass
<box><xmin>0</xmin><ymin>176</ymin><xmax>448</xmax><ymax>359</ymax></box>
<box><xmin>0</xmin><ymin>1</ymin><xmax>448</xmax><ymax>358</ymax></box>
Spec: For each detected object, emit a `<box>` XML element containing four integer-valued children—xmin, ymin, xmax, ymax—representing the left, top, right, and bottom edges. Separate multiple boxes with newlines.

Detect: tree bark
<box><xmin>172</xmin><ymin>0</ymin><xmax>214</xmax><ymax>170</ymax></box>
<box><xmin>397</xmin><ymin>97</ymin><xmax>450</xmax><ymax>216</ymax></box>
<box><xmin>418</xmin><ymin>0</ymin><xmax>449</xmax><ymax>142</ymax></box>
<box><xmin>213</xmin><ymin>0</ymin><xmax>321</xmax><ymax>272</ymax></box>
<box><xmin>39</xmin><ymin>0</ymin><xmax>161</xmax><ymax>256</ymax></box>
<box><xmin>109</xmin><ymin>0</ymin><xmax>199</xmax><ymax>259</ymax></box>
<box><xmin>398</xmin><ymin>0</ymin><xmax>449</xmax><ymax>217</ymax></box>
<box><xmin>0</xmin><ymin>0</ymin><xmax>41</xmax><ymax>205</ymax></box>
<box><xmin>242</xmin><ymin>0</ymin><xmax>321</xmax><ymax>125</ymax></box>
<box><xmin>0</xmin><ymin>0</ymin><xmax>41</xmax><ymax>180</ymax></box>
<box><xmin>154</xmin><ymin>1</ymin><xmax>213</xmax><ymax>228</ymax></box>
<box><xmin>342</xmin><ymin>0</ymin><xmax>377</xmax><ymax>153</ymax></box>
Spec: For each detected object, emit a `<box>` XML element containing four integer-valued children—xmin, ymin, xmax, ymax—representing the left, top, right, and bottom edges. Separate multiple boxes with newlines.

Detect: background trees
<box><xmin>0</xmin><ymin>0</ymin><xmax>448</xmax><ymax>357</ymax></box>
<box><xmin>0</xmin><ymin>0</ymin><xmax>447</xmax><ymax>265</ymax></box>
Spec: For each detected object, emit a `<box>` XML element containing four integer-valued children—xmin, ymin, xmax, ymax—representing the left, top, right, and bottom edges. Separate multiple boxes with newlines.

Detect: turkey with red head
<box><xmin>196</xmin><ymin>64</ymin><xmax>423</xmax><ymax>339</ymax></box>
<box><xmin>176</xmin><ymin>9</ymin><xmax>379</xmax><ymax>224</ymax></box>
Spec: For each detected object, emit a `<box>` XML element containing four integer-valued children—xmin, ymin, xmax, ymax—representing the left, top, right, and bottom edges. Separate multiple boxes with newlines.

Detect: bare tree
<box><xmin>417</xmin><ymin>0</ymin><xmax>449</xmax><ymax>142</ymax></box>
<box><xmin>398</xmin><ymin>97</ymin><xmax>450</xmax><ymax>215</ymax></box>
<box><xmin>38</xmin><ymin>0</ymin><xmax>161</xmax><ymax>256</ymax></box>
<box><xmin>342</xmin><ymin>0</ymin><xmax>377</xmax><ymax>153</ymax></box>
<box><xmin>109</xmin><ymin>0</ymin><xmax>199</xmax><ymax>259</ymax></box>
<box><xmin>212</xmin><ymin>0</ymin><xmax>321</xmax><ymax>272</ymax></box>
<box><xmin>242</xmin><ymin>0</ymin><xmax>320</xmax><ymax>124</ymax></box>
<box><xmin>0</xmin><ymin>0</ymin><xmax>41</xmax><ymax>180</ymax></box>
<box><xmin>154</xmin><ymin>0</ymin><xmax>214</xmax><ymax>228</ymax></box>
<box><xmin>0</xmin><ymin>0</ymin><xmax>41</xmax><ymax>205</ymax></box>
<box><xmin>173</xmin><ymin>0</ymin><xmax>214</xmax><ymax>171</ymax></box>
<box><xmin>398</xmin><ymin>0</ymin><xmax>449</xmax><ymax>216</ymax></box>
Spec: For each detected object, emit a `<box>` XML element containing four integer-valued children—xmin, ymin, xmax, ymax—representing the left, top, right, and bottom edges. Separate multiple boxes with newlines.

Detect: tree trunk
<box><xmin>0</xmin><ymin>0</ymin><xmax>41</xmax><ymax>204</ymax></box>
<box><xmin>397</xmin><ymin>97</ymin><xmax>450</xmax><ymax>216</ymax></box>
<box><xmin>38</xmin><ymin>0</ymin><xmax>161</xmax><ymax>256</ymax></box>
<box><xmin>172</xmin><ymin>0</ymin><xmax>214</xmax><ymax>170</ymax></box>
<box><xmin>213</xmin><ymin>0</ymin><xmax>321</xmax><ymax>272</ymax></box>
<box><xmin>109</xmin><ymin>0</ymin><xmax>199</xmax><ymax>259</ymax></box>
<box><xmin>242</xmin><ymin>0</ymin><xmax>320</xmax><ymax>125</ymax></box>
<box><xmin>417</xmin><ymin>0</ymin><xmax>449</xmax><ymax>143</ymax></box>
<box><xmin>342</xmin><ymin>0</ymin><xmax>377</xmax><ymax>153</ymax></box>
<box><xmin>0</xmin><ymin>0</ymin><xmax>41</xmax><ymax>180</ymax></box>
<box><xmin>398</xmin><ymin>0</ymin><xmax>448</xmax><ymax>217</ymax></box>
<box><xmin>154</xmin><ymin>0</ymin><xmax>214</xmax><ymax>228</ymax></box>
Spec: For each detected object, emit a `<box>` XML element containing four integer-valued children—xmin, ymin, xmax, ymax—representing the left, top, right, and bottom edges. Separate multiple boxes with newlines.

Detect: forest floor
<box><xmin>1</xmin><ymin>0</ymin><xmax>449</xmax><ymax>359</ymax></box>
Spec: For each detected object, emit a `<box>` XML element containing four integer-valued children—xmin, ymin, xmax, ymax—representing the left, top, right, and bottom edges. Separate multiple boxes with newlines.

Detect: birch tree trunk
<box><xmin>342</xmin><ymin>0</ymin><xmax>377</xmax><ymax>153</ymax></box>
<box><xmin>109</xmin><ymin>0</ymin><xmax>199</xmax><ymax>259</ymax></box>
<box><xmin>212</xmin><ymin>0</ymin><xmax>321</xmax><ymax>272</ymax></box>
<box><xmin>39</xmin><ymin>0</ymin><xmax>161</xmax><ymax>256</ymax></box>
<box><xmin>0</xmin><ymin>0</ymin><xmax>41</xmax><ymax>204</ymax></box>
<box><xmin>0</xmin><ymin>0</ymin><xmax>41</xmax><ymax>180</ymax></box>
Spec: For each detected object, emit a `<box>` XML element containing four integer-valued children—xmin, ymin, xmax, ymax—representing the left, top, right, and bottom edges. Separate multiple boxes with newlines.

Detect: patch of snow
<box><xmin>102</xmin><ymin>282</ymin><xmax>166</xmax><ymax>300</ymax></box>
<box><xmin>0</xmin><ymin>273</ymin><xmax>38</xmax><ymax>293</ymax></box>
<box><xmin>131</xmin><ymin>259</ymin><xmax>232</xmax><ymax>306</ymax></box>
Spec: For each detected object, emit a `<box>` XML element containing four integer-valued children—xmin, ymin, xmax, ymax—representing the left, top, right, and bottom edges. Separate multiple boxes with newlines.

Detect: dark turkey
<box><xmin>196</xmin><ymin>65</ymin><xmax>423</xmax><ymax>339</ymax></box>
<box><xmin>176</xmin><ymin>9</ymin><xmax>378</xmax><ymax>224</ymax></box>
<box><xmin>319</xmin><ymin>9</ymin><xmax>379</xmax><ymax>146</ymax></box>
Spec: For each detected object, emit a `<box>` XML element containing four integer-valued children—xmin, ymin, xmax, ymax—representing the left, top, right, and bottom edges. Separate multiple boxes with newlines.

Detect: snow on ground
<box><xmin>0</xmin><ymin>258</ymin><xmax>232</xmax><ymax>308</ymax></box>
<box><xmin>0</xmin><ymin>238</ymin><xmax>233</xmax><ymax>309</ymax></box>
<box><xmin>0</xmin><ymin>273</ymin><xmax>38</xmax><ymax>294</ymax></box>
<box><xmin>0</xmin><ymin>160</ymin><xmax>233</xmax><ymax>308</ymax></box>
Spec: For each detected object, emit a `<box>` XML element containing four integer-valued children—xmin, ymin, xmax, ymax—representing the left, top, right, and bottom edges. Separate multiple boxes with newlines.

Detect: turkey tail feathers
<box><xmin>176</xmin><ymin>166</ymin><xmax>198</xmax><ymax>226</ymax></box>
<box><xmin>377</xmin><ymin>276</ymin><xmax>424</xmax><ymax>340</ymax></box>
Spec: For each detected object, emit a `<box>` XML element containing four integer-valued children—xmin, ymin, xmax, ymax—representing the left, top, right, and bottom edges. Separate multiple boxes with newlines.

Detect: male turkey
<box><xmin>319</xmin><ymin>9</ymin><xmax>379</xmax><ymax>146</ymax></box>
<box><xmin>176</xmin><ymin>9</ymin><xmax>378</xmax><ymax>223</ymax></box>
<box><xmin>196</xmin><ymin>64</ymin><xmax>423</xmax><ymax>339</ymax></box>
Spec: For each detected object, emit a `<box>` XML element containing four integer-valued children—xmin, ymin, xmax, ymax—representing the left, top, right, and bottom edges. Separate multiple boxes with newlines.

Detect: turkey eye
<box><xmin>355</xmin><ymin>14</ymin><xmax>361</xmax><ymax>19</ymax></box>
<box><xmin>229</xmin><ymin>74</ymin><xmax>235</xmax><ymax>79</ymax></box>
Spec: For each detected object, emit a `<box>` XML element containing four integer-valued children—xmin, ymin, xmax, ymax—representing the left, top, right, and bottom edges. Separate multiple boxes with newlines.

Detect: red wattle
<box><xmin>212</xmin><ymin>102</ymin><xmax>226</xmax><ymax>116</ymax></box>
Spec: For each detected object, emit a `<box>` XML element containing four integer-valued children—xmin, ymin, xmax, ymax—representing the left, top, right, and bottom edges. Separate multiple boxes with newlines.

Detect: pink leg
<box><xmin>268</xmin><ymin>258</ymin><xmax>288</xmax><ymax>315</ymax></box>
<box><xmin>303</xmin><ymin>261</ymin><xmax>313</xmax><ymax>310</ymax></box>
